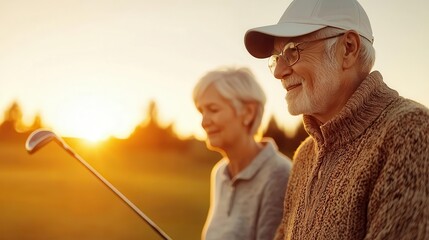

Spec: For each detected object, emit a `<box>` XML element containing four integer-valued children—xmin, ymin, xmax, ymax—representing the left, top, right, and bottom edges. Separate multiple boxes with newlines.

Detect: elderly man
<box><xmin>244</xmin><ymin>0</ymin><xmax>429</xmax><ymax>239</ymax></box>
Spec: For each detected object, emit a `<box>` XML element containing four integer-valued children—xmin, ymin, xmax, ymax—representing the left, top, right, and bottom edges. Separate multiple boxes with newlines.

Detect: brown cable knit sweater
<box><xmin>275</xmin><ymin>71</ymin><xmax>429</xmax><ymax>240</ymax></box>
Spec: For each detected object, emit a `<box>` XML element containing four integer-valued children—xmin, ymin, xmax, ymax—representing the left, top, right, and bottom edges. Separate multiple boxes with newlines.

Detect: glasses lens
<box><xmin>283</xmin><ymin>44</ymin><xmax>299</xmax><ymax>66</ymax></box>
<box><xmin>268</xmin><ymin>55</ymin><xmax>279</xmax><ymax>74</ymax></box>
<box><xmin>268</xmin><ymin>43</ymin><xmax>300</xmax><ymax>74</ymax></box>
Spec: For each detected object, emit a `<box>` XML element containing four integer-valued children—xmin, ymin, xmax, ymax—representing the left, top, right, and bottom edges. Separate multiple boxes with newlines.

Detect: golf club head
<box><xmin>25</xmin><ymin>129</ymin><xmax>58</xmax><ymax>154</ymax></box>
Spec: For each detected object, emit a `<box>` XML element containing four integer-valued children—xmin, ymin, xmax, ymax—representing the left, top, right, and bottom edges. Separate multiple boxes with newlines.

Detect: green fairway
<box><xmin>0</xmin><ymin>140</ymin><xmax>217</xmax><ymax>240</ymax></box>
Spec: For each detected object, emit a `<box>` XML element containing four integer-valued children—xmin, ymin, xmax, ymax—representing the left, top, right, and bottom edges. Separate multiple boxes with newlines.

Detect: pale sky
<box><xmin>0</xmin><ymin>0</ymin><xmax>428</xmax><ymax>141</ymax></box>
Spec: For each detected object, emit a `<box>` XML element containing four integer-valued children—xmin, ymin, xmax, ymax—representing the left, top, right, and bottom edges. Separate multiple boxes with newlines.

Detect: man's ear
<box><xmin>341</xmin><ymin>30</ymin><xmax>361</xmax><ymax>69</ymax></box>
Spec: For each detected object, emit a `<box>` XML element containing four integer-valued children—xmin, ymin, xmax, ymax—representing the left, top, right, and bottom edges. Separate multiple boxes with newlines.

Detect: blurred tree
<box><xmin>147</xmin><ymin>100</ymin><xmax>158</xmax><ymax>124</ymax></box>
<box><xmin>287</xmin><ymin>121</ymin><xmax>309</xmax><ymax>158</ymax></box>
<box><xmin>4</xmin><ymin>101</ymin><xmax>23</xmax><ymax>123</ymax></box>
<box><xmin>0</xmin><ymin>101</ymin><xmax>25</xmax><ymax>141</ymax></box>
<box><xmin>263</xmin><ymin>116</ymin><xmax>308</xmax><ymax>159</ymax></box>
<box><xmin>263</xmin><ymin>116</ymin><xmax>287</xmax><ymax>151</ymax></box>
<box><xmin>124</xmin><ymin>100</ymin><xmax>189</xmax><ymax>151</ymax></box>
<box><xmin>28</xmin><ymin>113</ymin><xmax>44</xmax><ymax>131</ymax></box>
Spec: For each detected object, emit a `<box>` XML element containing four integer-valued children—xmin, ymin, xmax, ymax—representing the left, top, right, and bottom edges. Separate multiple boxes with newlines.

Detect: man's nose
<box><xmin>273</xmin><ymin>57</ymin><xmax>293</xmax><ymax>80</ymax></box>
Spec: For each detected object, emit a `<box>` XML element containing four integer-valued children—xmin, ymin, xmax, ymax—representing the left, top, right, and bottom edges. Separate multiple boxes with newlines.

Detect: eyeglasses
<box><xmin>268</xmin><ymin>33</ymin><xmax>344</xmax><ymax>74</ymax></box>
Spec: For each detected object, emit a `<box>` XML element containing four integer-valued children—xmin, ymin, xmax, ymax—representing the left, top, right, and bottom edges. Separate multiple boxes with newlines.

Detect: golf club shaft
<box><xmin>60</xmin><ymin>141</ymin><xmax>172</xmax><ymax>240</ymax></box>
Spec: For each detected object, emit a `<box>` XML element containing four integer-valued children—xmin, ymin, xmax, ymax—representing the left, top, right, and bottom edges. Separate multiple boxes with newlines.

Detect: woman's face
<box><xmin>196</xmin><ymin>84</ymin><xmax>246</xmax><ymax>152</ymax></box>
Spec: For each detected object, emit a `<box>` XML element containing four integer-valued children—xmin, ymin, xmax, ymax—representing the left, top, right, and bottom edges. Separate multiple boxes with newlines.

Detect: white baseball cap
<box><xmin>244</xmin><ymin>0</ymin><xmax>374</xmax><ymax>58</ymax></box>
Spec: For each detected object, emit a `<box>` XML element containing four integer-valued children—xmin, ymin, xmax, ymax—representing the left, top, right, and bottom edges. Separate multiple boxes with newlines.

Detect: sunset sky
<box><xmin>1</xmin><ymin>0</ymin><xmax>428</xmax><ymax>141</ymax></box>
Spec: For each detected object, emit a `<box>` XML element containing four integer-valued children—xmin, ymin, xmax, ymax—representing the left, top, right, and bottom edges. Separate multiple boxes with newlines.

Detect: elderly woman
<box><xmin>193</xmin><ymin>66</ymin><xmax>292</xmax><ymax>240</ymax></box>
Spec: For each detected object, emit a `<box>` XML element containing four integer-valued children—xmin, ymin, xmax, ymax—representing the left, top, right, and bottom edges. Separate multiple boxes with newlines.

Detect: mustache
<box><xmin>281</xmin><ymin>75</ymin><xmax>304</xmax><ymax>89</ymax></box>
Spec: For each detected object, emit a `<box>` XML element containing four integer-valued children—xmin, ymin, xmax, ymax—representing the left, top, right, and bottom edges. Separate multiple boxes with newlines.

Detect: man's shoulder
<box><xmin>375</xmin><ymin>97</ymin><xmax>429</xmax><ymax>153</ymax></box>
<box><xmin>391</xmin><ymin>97</ymin><xmax>428</xmax><ymax>113</ymax></box>
<box><xmin>382</xmin><ymin>97</ymin><xmax>429</xmax><ymax>130</ymax></box>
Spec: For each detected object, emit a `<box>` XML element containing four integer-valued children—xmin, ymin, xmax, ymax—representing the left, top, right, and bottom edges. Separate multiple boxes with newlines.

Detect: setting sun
<box><xmin>53</xmin><ymin>94</ymin><xmax>125</xmax><ymax>142</ymax></box>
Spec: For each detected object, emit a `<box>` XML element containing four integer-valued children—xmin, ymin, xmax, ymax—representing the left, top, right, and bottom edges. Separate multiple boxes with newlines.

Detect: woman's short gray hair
<box><xmin>193</xmin><ymin>67</ymin><xmax>266</xmax><ymax>136</ymax></box>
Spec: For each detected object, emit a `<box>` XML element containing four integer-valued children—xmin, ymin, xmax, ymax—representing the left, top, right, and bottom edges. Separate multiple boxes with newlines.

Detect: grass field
<box><xmin>0</xmin><ymin>139</ymin><xmax>218</xmax><ymax>240</ymax></box>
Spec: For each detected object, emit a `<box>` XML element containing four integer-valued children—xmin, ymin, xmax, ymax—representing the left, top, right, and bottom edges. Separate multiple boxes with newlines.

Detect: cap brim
<box><xmin>244</xmin><ymin>22</ymin><xmax>326</xmax><ymax>58</ymax></box>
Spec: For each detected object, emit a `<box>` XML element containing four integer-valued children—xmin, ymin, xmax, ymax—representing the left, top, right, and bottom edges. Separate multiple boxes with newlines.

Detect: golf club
<box><xmin>25</xmin><ymin>128</ymin><xmax>172</xmax><ymax>240</ymax></box>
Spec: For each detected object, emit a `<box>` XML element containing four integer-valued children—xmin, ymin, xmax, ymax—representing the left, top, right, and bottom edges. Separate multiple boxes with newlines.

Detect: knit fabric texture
<box><xmin>275</xmin><ymin>71</ymin><xmax>429</xmax><ymax>240</ymax></box>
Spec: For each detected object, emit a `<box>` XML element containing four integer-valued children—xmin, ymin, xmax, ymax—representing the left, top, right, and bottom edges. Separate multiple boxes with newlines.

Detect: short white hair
<box><xmin>314</xmin><ymin>27</ymin><xmax>376</xmax><ymax>76</ymax></box>
<box><xmin>193</xmin><ymin>67</ymin><xmax>266</xmax><ymax>136</ymax></box>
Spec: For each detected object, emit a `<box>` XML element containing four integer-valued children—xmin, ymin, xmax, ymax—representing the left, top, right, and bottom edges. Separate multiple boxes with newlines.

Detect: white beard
<box><xmin>285</xmin><ymin>56</ymin><xmax>341</xmax><ymax>116</ymax></box>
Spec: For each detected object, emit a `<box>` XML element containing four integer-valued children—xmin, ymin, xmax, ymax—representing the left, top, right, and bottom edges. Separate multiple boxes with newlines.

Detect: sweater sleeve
<box><xmin>364</xmin><ymin>110</ymin><xmax>429</xmax><ymax>240</ymax></box>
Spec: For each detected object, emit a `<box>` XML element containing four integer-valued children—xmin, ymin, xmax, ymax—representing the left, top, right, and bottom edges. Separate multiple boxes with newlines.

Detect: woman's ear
<box><xmin>242</xmin><ymin>103</ymin><xmax>257</xmax><ymax>126</ymax></box>
<box><xmin>341</xmin><ymin>30</ymin><xmax>361</xmax><ymax>69</ymax></box>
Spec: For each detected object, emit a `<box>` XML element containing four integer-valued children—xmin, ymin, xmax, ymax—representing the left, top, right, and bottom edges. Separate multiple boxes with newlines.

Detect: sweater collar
<box><xmin>303</xmin><ymin>71</ymin><xmax>399</xmax><ymax>149</ymax></box>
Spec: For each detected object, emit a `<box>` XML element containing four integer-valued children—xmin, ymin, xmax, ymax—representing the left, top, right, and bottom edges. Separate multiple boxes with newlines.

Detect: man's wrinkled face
<box><xmin>272</xmin><ymin>36</ymin><xmax>342</xmax><ymax>121</ymax></box>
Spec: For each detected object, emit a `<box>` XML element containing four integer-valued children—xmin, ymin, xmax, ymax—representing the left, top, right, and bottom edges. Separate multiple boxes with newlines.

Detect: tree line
<box><xmin>0</xmin><ymin>101</ymin><xmax>308</xmax><ymax>159</ymax></box>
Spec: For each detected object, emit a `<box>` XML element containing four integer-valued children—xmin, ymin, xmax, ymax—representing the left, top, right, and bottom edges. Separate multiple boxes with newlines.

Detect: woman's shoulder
<box><xmin>210</xmin><ymin>158</ymin><xmax>228</xmax><ymax>176</ymax></box>
<box><xmin>271</xmin><ymin>151</ymin><xmax>292</xmax><ymax>170</ymax></box>
<box><xmin>261</xmin><ymin>138</ymin><xmax>292</xmax><ymax>168</ymax></box>
<box><xmin>260</xmin><ymin>151</ymin><xmax>292</xmax><ymax>180</ymax></box>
